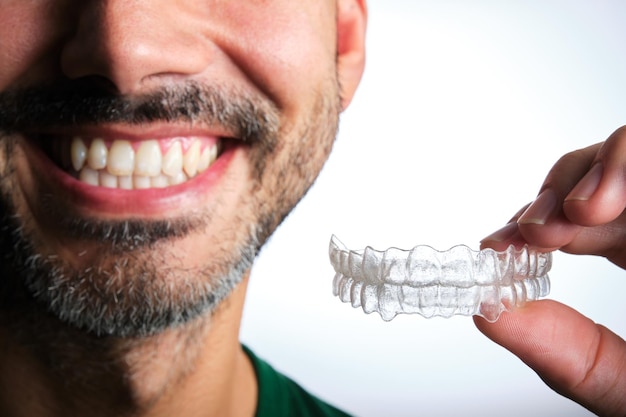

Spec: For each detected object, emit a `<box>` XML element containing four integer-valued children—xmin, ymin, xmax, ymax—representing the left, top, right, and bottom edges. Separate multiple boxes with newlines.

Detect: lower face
<box><xmin>0</xmin><ymin>79</ymin><xmax>341</xmax><ymax>338</ymax></box>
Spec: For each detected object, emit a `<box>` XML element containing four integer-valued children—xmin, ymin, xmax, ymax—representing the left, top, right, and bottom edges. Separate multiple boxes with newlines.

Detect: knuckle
<box><xmin>558</xmin><ymin>148</ymin><xmax>593</xmax><ymax>167</ymax></box>
<box><xmin>543</xmin><ymin>148</ymin><xmax>595</xmax><ymax>191</ymax></box>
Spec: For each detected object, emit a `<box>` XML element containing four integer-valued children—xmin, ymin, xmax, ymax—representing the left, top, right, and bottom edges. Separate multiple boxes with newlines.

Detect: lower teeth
<box><xmin>77</xmin><ymin>168</ymin><xmax>192</xmax><ymax>189</ymax></box>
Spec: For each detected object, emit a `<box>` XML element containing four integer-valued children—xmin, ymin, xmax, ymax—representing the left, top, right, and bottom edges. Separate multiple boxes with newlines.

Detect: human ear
<box><xmin>337</xmin><ymin>0</ymin><xmax>367</xmax><ymax>111</ymax></box>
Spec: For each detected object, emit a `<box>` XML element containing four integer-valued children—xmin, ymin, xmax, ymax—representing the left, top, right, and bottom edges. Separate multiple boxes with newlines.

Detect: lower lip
<box><xmin>23</xmin><ymin>139</ymin><xmax>239</xmax><ymax>217</ymax></box>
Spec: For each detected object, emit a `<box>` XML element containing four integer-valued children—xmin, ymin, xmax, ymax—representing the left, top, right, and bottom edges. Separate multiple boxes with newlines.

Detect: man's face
<box><xmin>0</xmin><ymin>1</ymin><xmax>352</xmax><ymax>336</ymax></box>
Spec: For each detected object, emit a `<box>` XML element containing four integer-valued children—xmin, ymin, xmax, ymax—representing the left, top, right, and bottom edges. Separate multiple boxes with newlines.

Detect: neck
<box><xmin>0</xmin><ymin>276</ymin><xmax>256</xmax><ymax>417</ymax></box>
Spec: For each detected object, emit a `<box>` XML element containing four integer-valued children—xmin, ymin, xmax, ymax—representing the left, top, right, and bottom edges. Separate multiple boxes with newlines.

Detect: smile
<box><xmin>49</xmin><ymin>136</ymin><xmax>223</xmax><ymax>190</ymax></box>
<box><xmin>19</xmin><ymin>126</ymin><xmax>240</xmax><ymax>216</ymax></box>
<box><xmin>62</xmin><ymin>137</ymin><xmax>220</xmax><ymax>190</ymax></box>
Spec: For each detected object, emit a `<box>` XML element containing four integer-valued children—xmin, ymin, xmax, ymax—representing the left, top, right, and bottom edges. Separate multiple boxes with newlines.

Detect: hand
<box><xmin>476</xmin><ymin>126</ymin><xmax>626</xmax><ymax>416</ymax></box>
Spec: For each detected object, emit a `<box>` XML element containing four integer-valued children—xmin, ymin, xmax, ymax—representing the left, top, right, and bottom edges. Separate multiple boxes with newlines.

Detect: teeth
<box><xmin>67</xmin><ymin>137</ymin><xmax>220</xmax><ymax>189</ymax></box>
<box><xmin>162</xmin><ymin>142</ymin><xmax>183</xmax><ymax>176</ymax></box>
<box><xmin>71</xmin><ymin>137</ymin><xmax>87</xmax><ymax>171</ymax></box>
<box><xmin>119</xmin><ymin>175</ymin><xmax>133</xmax><ymax>190</ymax></box>
<box><xmin>87</xmin><ymin>139</ymin><xmax>108</xmax><ymax>170</ymax></box>
<box><xmin>135</xmin><ymin>140</ymin><xmax>162</xmax><ymax>177</ymax></box>
<box><xmin>169</xmin><ymin>172</ymin><xmax>187</xmax><ymax>186</ymax></box>
<box><xmin>100</xmin><ymin>171</ymin><xmax>118</xmax><ymax>188</ymax></box>
<box><xmin>198</xmin><ymin>146</ymin><xmax>212</xmax><ymax>172</ymax></box>
<box><xmin>183</xmin><ymin>140</ymin><xmax>201</xmax><ymax>177</ymax></box>
<box><xmin>79</xmin><ymin>167</ymin><xmax>99</xmax><ymax>186</ymax></box>
<box><xmin>107</xmin><ymin>140</ymin><xmax>134</xmax><ymax>176</ymax></box>
<box><xmin>150</xmin><ymin>175</ymin><xmax>169</xmax><ymax>188</ymax></box>
<box><xmin>133</xmin><ymin>175</ymin><xmax>151</xmax><ymax>189</ymax></box>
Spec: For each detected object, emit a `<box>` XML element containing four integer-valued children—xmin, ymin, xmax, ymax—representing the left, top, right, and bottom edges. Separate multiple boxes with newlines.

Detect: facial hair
<box><xmin>0</xmin><ymin>78</ymin><xmax>341</xmax><ymax>338</ymax></box>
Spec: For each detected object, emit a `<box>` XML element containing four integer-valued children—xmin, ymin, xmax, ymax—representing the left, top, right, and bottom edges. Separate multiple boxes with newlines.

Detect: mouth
<box><xmin>16</xmin><ymin>126</ymin><xmax>243</xmax><ymax>217</ymax></box>
<box><xmin>37</xmin><ymin>134</ymin><xmax>224</xmax><ymax>190</ymax></box>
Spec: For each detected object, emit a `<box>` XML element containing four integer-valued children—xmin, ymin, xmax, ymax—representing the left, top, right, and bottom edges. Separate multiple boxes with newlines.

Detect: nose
<box><xmin>60</xmin><ymin>1</ymin><xmax>213</xmax><ymax>94</ymax></box>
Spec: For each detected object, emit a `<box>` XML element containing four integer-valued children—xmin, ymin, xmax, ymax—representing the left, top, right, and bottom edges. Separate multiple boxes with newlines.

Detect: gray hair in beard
<box><xmin>0</xmin><ymin>80</ymin><xmax>280</xmax><ymax>337</ymax></box>
<box><xmin>0</xmin><ymin>195</ymin><xmax>260</xmax><ymax>338</ymax></box>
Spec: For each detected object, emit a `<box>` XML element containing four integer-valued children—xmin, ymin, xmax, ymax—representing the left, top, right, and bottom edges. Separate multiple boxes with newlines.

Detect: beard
<box><xmin>0</xmin><ymin>78</ymin><xmax>341</xmax><ymax>338</ymax></box>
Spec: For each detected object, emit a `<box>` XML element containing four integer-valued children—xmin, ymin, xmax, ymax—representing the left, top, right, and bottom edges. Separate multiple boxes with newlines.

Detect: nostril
<box><xmin>69</xmin><ymin>76</ymin><xmax>120</xmax><ymax>95</ymax></box>
<box><xmin>60</xmin><ymin>38</ymin><xmax>106</xmax><ymax>82</ymax></box>
<box><xmin>58</xmin><ymin>1</ymin><xmax>216</xmax><ymax>95</ymax></box>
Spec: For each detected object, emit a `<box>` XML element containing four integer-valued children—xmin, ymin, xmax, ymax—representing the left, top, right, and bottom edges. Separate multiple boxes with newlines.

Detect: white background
<box><xmin>241</xmin><ymin>1</ymin><xmax>626</xmax><ymax>416</ymax></box>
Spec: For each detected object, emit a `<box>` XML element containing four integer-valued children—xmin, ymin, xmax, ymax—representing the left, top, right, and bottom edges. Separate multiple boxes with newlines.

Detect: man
<box><xmin>0</xmin><ymin>1</ymin><xmax>367</xmax><ymax>416</ymax></box>
<box><xmin>0</xmin><ymin>1</ymin><xmax>623</xmax><ymax>417</ymax></box>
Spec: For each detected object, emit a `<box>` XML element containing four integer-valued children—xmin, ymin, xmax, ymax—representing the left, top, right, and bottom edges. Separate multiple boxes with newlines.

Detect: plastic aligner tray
<box><xmin>329</xmin><ymin>236</ymin><xmax>552</xmax><ymax>322</ymax></box>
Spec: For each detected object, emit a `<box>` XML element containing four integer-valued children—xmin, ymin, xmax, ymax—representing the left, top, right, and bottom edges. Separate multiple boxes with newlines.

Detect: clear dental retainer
<box><xmin>329</xmin><ymin>236</ymin><xmax>552</xmax><ymax>322</ymax></box>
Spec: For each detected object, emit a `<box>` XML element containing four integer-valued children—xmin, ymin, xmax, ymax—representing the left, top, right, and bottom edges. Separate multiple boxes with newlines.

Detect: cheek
<box><xmin>0</xmin><ymin>11</ymin><xmax>25</xmax><ymax>88</ymax></box>
<box><xmin>0</xmin><ymin>3</ymin><xmax>68</xmax><ymax>90</ymax></box>
<box><xmin>216</xmin><ymin>3</ymin><xmax>337</xmax><ymax>111</ymax></box>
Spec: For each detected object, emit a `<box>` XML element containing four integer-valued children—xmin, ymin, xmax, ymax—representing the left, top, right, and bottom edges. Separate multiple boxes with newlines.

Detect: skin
<box><xmin>0</xmin><ymin>1</ymin><xmax>623</xmax><ymax>416</ymax></box>
<box><xmin>0</xmin><ymin>1</ymin><xmax>367</xmax><ymax>416</ymax></box>
<box><xmin>479</xmin><ymin>127</ymin><xmax>626</xmax><ymax>416</ymax></box>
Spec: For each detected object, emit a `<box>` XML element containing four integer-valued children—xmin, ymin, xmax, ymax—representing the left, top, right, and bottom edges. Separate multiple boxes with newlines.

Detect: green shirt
<box><xmin>243</xmin><ymin>346</ymin><xmax>352</xmax><ymax>417</ymax></box>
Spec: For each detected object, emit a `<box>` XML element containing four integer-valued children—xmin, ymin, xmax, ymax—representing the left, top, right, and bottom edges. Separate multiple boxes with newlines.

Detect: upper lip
<box><xmin>25</xmin><ymin>122</ymin><xmax>238</xmax><ymax>142</ymax></box>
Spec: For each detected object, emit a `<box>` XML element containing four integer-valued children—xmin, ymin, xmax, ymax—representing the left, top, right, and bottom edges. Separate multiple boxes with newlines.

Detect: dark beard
<box><xmin>0</xmin><ymin>79</ymin><xmax>275</xmax><ymax>142</ymax></box>
<box><xmin>0</xmin><ymin>80</ymin><xmax>278</xmax><ymax>337</ymax></box>
<box><xmin>0</xmin><ymin>77</ymin><xmax>341</xmax><ymax>338</ymax></box>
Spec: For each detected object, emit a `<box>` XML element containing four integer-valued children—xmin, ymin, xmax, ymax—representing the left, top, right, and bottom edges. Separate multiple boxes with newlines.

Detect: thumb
<box><xmin>474</xmin><ymin>300</ymin><xmax>626</xmax><ymax>416</ymax></box>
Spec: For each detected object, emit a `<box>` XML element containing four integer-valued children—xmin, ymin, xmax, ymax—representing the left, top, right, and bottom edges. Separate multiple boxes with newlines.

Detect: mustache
<box><xmin>0</xmin><ymin>78</ymin><xmax>280</xmax><ymax>142</ymax></box>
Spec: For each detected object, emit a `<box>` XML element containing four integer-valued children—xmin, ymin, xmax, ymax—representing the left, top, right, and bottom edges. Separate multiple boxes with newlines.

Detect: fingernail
<box><xmin>480</xmin><ymin>222</ymin><xmax>519</xmax><ymax>243</ymax></box>
<box><xmin>518</xmin><ymin>188</ymin><xmax>558</xmax><ymax>225</ymax></box>
<box><xmin>565</xmin><ymin>163</ymin><xmax>603</xmax><ymax>202</ymax></box>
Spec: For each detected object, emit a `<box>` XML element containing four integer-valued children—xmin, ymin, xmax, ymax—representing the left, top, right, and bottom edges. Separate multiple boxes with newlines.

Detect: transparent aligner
<box><xmin>329</xmin><ymin>235</ymin><xmax>552</xmax><ymax>323</ymax></box>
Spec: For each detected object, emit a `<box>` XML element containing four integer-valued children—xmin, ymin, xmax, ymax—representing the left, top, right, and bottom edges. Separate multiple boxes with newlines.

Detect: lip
<box><xmin>25</xmin><ymin>122</ymin><xmax>237</xmax><ymax>142</ymax></box>
<box><xmin>20</xmin><ymin>125</ymin><xmax>242</xmax><ymax>218</ymax></box>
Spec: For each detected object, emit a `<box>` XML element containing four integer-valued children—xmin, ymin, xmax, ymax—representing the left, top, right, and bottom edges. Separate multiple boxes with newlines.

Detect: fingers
<box><xmin>482</xmin><ymin>143</ymin><xmax>600</xmax><ymax>251</ymax></box>
<box><xmin>515</xmin><ymin>142</ymin><xmax>601</xmax><ymax>250</ymax></box>
<box><xmin>482</xmin><ymin>126</ymin><xmax>626</xmax><ymax>263</ymax></box>
<box><xmin>474</xmin><ymin>301</ymin><xmax>626</xmax><ymax>417</ymax></box>
<box><xmin>478</xmin><ymin>127</ymin><xmax>626</xmax><ymax>416</ymax></box>
<box><xmin>563</xmin><ymin>126</ymin><xmax>626</xmax><ymax>226</ymax></box>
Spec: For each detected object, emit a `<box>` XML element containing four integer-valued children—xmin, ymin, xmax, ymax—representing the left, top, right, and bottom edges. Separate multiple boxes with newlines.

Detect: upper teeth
<box><xmin>69</xmin><ymin>137</ymin><xmax>219</xmax><ymax>189</ymax></box>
